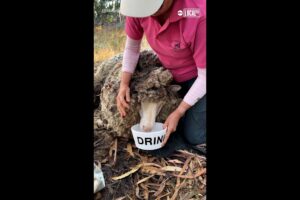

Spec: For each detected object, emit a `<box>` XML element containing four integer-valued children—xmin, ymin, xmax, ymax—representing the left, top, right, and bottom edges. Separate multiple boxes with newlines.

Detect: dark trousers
<box><xmin>176</xmin><ymin>77</ymin><xmax>206</xmax><ymax>145</ymax></box>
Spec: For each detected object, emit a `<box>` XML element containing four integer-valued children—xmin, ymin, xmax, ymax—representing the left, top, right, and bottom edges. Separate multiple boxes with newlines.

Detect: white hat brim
<box><xmin>120</xmin><ymin>0</ymin><xmax>164</xmax><ymax>18</ymax></box>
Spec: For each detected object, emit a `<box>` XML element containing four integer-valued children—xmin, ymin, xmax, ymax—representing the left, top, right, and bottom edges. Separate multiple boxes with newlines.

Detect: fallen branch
<box><xmin>111</xmin><ymin>164</ymin><xmax>142</xmax><ymax>181</ymax></box>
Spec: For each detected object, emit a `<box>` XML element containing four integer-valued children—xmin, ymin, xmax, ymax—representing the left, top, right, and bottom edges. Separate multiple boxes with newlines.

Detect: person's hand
<box><xmin>116</xmin><ymin>84</ymin><xmax>131</xmax><ymax>117</ymax></box>
<box><xmin>162</xmin><ymin>109</ymin><xmax>184</xmax><ymax>146</ymax></box>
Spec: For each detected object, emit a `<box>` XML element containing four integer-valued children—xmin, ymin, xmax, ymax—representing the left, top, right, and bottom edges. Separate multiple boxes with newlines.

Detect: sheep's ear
<box><xmin>168</xmin><ymin>85</ymin><xmax>181</xmax><ymax>92</ymax></box>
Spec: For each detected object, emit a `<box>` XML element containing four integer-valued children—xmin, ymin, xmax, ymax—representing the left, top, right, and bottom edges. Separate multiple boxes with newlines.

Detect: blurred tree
<box><xmin>94</xmin><ymin>0</ymin><xmax>123</xmax><ymax>26</ymax></box>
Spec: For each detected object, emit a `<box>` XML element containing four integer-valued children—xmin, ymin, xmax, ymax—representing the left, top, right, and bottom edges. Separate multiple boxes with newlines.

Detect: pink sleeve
<box><xmin>122</xmin><ymin>36</ymin><xmax>141</xmax><ymax>74</ymax></box>
<box><xmin>125</xmin><ymin>17</ymin><xmax>144</xmax><ymax>40</ymax></box>
<box><xmin>183</xmin><ymin>68</ymin><xmax>206</xmax><ymax>106</ymax></box>
<box><xmin>191</xmin><ymin>18</ymin><xmax>206</xmax><ymax>69</ymax></box>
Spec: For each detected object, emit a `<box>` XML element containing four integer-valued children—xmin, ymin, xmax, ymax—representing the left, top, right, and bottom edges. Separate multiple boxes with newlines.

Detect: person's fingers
<box><xmin>116</xmin><ymin>98</ymin><xmax>121</xmax><ymax>115</ymax></box>
<box><xmin>117</xmin><ymin>102</ymin><xmax>123</xmax><ymax>117</ymax></box>
<box><xmin>162</xmin><ymin>123</ymin><xmax>177</xmax><ymax>146</ymax></box>
<box><xmin>125</xmin><ymin>89</ymin><xmax>130</xmax><ymax>103</ymax></box>
<box><xmin>119</xmin><ymin>105</ymin><xmax>126</xmax><ymax>117</ymax></box>
<box><xmin>117</xmin><ymin>107</ymin><xmax>123</xmax><ymax>117</ymax></box>
<box><xmin>162</xmin><ymin>119</ymin><xmax>170</xmax><ymax>146</ymax></box>
<box><xmin>117</xmin><ymin>98</ymin><xmax>126</xmax><ymax>117</ymax></box>
<box><xmin>117</xmin><ymin>94</ymin><xmax>129</xmax><ymax>112</ymax></box>
<box><xmin>162</xmin><ymin>129</ymin><xmax>171</xmax><ymax>147</ymax></box>
<box><xmin>163</xmin><ymin>119</ymin><xmax>169</xmax><ymax>129</ymax></box>
<box><xmin>118</xmin><ymin>106</ymin><xmax>125</xmax><ymax>117</ymax></box>
<box><xmin>167</xmin><ymin>124</ymin><xmax>175</xmax><ymax>135</ymax></box>
<box><xmin>120</xmin><ymin>96</ymin><xmax>130</xmax><ymax>109</ymax></box>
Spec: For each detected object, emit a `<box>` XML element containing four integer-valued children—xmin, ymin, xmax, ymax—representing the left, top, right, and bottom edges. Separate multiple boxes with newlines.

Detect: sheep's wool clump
<box><xmin>94</xmin><ymin>50</ymin><xmax>182</xmax><ymax>139</ymax></box>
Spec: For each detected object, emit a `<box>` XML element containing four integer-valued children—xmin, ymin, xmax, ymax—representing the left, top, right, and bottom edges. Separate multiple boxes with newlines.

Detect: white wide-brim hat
<box><xmin>120</xmin><ymin>0</ymin><xmax>164</xmax><ymax>18</ymax></box>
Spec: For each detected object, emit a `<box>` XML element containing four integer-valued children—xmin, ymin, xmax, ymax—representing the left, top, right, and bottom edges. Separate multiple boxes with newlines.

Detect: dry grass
<box><xmin>94</xmin><ymin>137</ymin><xmax>206</xmax><ymax>200</ymax></box>
<box><xmin>94</xmin><ymin>25</ymin><xmax>151</xmax><ymax>64</ymax></box>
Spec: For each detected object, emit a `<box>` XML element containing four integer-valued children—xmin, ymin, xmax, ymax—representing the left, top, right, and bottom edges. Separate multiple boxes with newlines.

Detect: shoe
<box><xmin>189</xmin><ymin>144</ymin><xmax>206</xmax><ymax>155</ymax></box>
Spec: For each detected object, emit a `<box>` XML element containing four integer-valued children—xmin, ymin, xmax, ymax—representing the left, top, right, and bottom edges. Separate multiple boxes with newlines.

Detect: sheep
<box><xmin>94</xmin><ymin>50</ymin><xmax>182</xmax><ymax>139</ymax></box>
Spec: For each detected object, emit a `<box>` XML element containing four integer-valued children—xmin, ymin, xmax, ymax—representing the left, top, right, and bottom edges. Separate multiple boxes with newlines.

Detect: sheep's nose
<box><xmin>142</xmin><ymin>125</ymin><xmax>152</xmax><ymax>132</ymax></box>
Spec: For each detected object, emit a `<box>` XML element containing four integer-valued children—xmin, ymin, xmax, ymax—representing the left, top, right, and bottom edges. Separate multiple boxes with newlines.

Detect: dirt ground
<box><xmin>94</xmin><ymin>128</ymin><xmax>206</xmax><ymax>200</ymax></box>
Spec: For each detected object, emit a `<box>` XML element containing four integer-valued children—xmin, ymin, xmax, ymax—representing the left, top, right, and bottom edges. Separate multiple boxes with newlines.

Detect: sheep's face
<box><xmin>134</xmin><ymin>67</ymin><xmax>182</xmax><ymax>132</ymax></box>
<box><xmin>138</xmin><ymin>85</ymin><xmax>181</xmax><ymax>132</ymax></box>
<box><xmin>139</xmin><ymin>100</ymin><xmax>164</xmax><ymax>132</ymax></box>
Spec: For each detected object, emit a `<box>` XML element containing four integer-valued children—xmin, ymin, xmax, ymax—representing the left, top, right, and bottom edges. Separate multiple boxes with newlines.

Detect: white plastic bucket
<box><xmin>131</xmin><ymin>122</ymin><xmax>166</xmax><ymax>150</ymax></box>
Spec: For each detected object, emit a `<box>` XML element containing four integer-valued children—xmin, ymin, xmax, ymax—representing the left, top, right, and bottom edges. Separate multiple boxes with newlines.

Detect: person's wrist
<box><xmin>120</xmin><ymin>82</ymin><xmax>129</xmax><ymax>88</ymax></box>
<box><xmin>175</xmin><ymin>107</ymin><xmax>186</xmax><ymax>118</ymax></box>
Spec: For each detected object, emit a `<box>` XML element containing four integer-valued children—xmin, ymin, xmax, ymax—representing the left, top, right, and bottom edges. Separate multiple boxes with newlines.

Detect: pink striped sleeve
<box><xmin>183</xmin><ymin>68</ymin><xmax>206</xmax><ymax>106</ymax></box>
<box><xmin>121</xmin><ymin>36</ymin><xmax>141</xmax><ymax>74</ymax></box>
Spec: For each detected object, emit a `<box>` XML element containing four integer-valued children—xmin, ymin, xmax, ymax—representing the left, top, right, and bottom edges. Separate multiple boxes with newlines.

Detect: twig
<box><xmin>126</xmin><ymin>143</ymin><xmax>135</xmax><ymax>158</ymax></box>
<box><xmin>113</xmin><ymin>138</ymin><xmax>118</xmax><ymax>166</ymax></box>
<box><xmin>155</xmin><ymin>192</ymin><xmax>171</xmax><ymax>200</ymax></box>
<box><xmin>111</xmin><ymin>164</ymin><xmax>143</xmax><ymax>181</ymax></box>
<box><xmin>153</xmin><ymin>178</ymin><xmax>168</xmax><ymax>197</ymax></box>
<box><xmin>136</xmin><ymin>175</ymin><xmax>154</xmax><ymax>185</ymax></box>
<box><xmin>173</xmin><ymin>168</ymin><xmax>206</xmax><ymax>179</ymax></box>
<box><xmin>177</xmin><ymin>150</ymin><xmax>206</xmax><ymax>160</ymax></box>
<box><xmin>170</xmin><ymin>178</ymin><xmax>186</xmax><ymax>200</ymax></box>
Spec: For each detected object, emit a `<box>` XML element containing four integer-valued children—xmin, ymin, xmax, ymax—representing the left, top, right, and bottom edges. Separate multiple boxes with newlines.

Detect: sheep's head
<box><xmin>134</xmin><ymin>68</ymin><xmax>181</xmax><ymax>132</ymax></box>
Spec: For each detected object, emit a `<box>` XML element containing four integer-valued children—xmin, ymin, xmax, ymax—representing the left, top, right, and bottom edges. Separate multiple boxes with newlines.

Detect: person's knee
<box><xmin>183</xmin><ymin>111</ymin><xmax>206</xmax><ymax>145</ymax></box>
<box><xmin>183</xmin><ymin>96</ymin><xmax>206</xmax><ymax>144</ymax></box>
<box><xmin>184</xmin><ymin>123</ymin><xmax>206</xmax><ymax>145</ymax></box>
